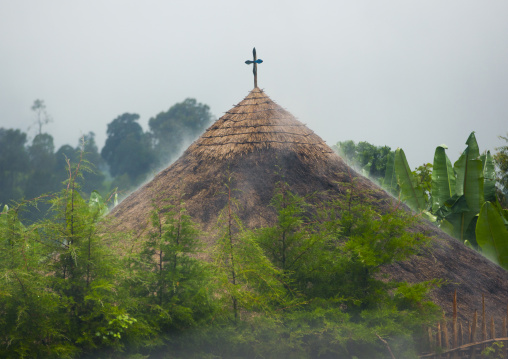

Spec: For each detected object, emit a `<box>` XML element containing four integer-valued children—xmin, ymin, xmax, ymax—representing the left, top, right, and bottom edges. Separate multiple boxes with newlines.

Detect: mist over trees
<box><xmin>0</xmin><ymin>98</ymin><xmax>214</xmax><ymax>220</ymax></box>
<box><xmin>149</xmin><ymin>98</ymin><xmax>212</xmax><ymax>165</ymax></box>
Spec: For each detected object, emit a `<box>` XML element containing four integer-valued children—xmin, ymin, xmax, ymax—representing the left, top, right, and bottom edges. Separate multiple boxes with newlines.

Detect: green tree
<box><xmin>101</xmin><ymin>113</ymin><xmax>155</xmax><ymax>186</ymax></box>
<box><xmin>75</xmin><ymin>133</ymin><xmax>106</xmax><ymax>196</ymax></box>
<box><xmin>127</xmin><ymin>198</ymin><xmax>215</xmax><ymax>335</ymax></box>
<box><xmin>30</xmin><ymin>99</ymin><xmax>52</xmax><ymax>135</ymax></box>
<box><xmin>334</xmin><ymin>140</ymin><xmax>393</xmax><ymax>179</ymax></box>
<box><xmin>0</xmin><ymin>158</ymin><xmax>139</xmax><ymax>357</ymax></box>
<box><xmin>0</xmin><ymin>128</ymin><xmax>30</xmax><ymax>205</ymax></box>
<box><xmin>23</xmin><ymin>133</ymin><xmax>58</xmax><ymax>216</ymax></box>
<box><xmin>213</xmin><ymin>176</ymin><xmax>286</xmax><ymax>321</ymax></box>
<box><xmin>413</xmin><ymin>163</ymin><xmax>433</xmax><ymax>200</ymax></box>
<box><xmin>42</xmin><ymin>160</ymin><xmax>142</xmax><ymax>354</ymax></box>
<box><xmin>0</xmin><ymin>204</ymin><xmax>73</xmax><ymax>358</ymax></box>
<box><xmin>148</xmin><ymin>98</ymin><xmax>214</xmax><ymax>165</ymax></box>
<box><xmin>54</xmin><ymin>133</ymin><xmax>107</xmax><ymax>198</ymax></box>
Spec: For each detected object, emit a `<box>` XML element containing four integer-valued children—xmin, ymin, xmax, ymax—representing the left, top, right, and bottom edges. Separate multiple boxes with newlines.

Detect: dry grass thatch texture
<box><xmin>185</xmin><ymin>87</ymin><xmax>333</xmax><ymax>162</ymax></box>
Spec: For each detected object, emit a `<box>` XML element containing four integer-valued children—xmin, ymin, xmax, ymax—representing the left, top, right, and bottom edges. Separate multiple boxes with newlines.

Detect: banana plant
<box><xmin>452</xmin><ymin>133</ymin><xmax>484</xmax><ymax>241</ymax></box>
<box><xmin>394</xmin><ymin>148</ymin><xmax>426</xmax><ymax>211</ymax></box>
<box><xmin>476</xmin><ymin>201</ymin><xmax>508</xmax><ymax>268</ymax></box>
<box><xmin>382</xmin><ymin>132</ymin><xmax>508</xmax><ymax>267</ymax></box>
<box><xmin>89</xmin><ymin>190</ymin><xmax>109</xmax><ymax>219</ymax></box>
<box><xmin>431</xmin><ymin>133</ymin><xmax>484</xmax><ymax>242</ymax></box>
<box><xmin>430</xmin><ymin>145</ymin><xmax>456</xmax><ymax>214</ymax></box>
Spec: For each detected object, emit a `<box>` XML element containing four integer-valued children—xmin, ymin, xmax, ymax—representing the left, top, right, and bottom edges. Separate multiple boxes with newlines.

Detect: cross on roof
<box><xmin>245</xmin><ymin>47</ymin><xmax>263</xmax><ymax>88</ymax></box>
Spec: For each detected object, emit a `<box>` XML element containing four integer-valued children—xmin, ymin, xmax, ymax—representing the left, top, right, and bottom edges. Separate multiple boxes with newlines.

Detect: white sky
<box><xmin>1</xmin><ymin>0</ymin><xmax>507</xmax><ymax>169</ymax></box>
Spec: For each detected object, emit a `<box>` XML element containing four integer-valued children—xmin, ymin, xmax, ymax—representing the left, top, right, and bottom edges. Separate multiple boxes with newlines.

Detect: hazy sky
<box><xmin>1</xmin><ymin>0</ymin><xmax>507</xmax><ymax>169</ymax></box>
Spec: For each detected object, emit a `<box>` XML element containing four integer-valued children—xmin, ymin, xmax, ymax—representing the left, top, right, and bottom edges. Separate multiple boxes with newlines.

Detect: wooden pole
<box><xmin>471</xmin><ymin>310</ymin><xmax>478</xmax><ymax>343</ymax></box>
<box><xmin>482</xmin><ymin>295</ymin><xmax>487</xmax><ymax>342</ymax></box>
<box><xmin>428</xmin><ymin>327</ymin><xmax>434</xmax><ymax>352</ymax></box>
<box><xmin>504</xmin><ymin>317</ymin><xmax>508</xmax><ymax>359</ymax></box>
<box><xmin>459</xmin><ymin>321</ymin><xmax>463</xmax><ymax>347</ymax></box>
<box><xmin>437</xmin><ymin>322</ymin><xmax>442</xmax><ymax>348</ymax></box>
<box><xmin>443</xmin><ymin>311</ymin><xmax>449</xmax><ymax>350</ymax></box>
<box><xmin>453</xmin><ymin>290</ymin><xmax>458</xmax><ymax>348</ymax></box>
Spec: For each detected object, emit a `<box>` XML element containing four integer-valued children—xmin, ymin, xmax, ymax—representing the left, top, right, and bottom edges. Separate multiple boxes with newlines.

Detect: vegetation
<box><xmin>0</xmin><ymin>157</ymin><xmax>439</xmax><ymax>358</ymax></box>
<box><xmin>377</xmin><ymin>132</ymin><xmax>508</xmax><ymax>270</ymax></box>
<box><xmin>494</xmin><ymin>133</ymin><xmax>508</xmax><ymax>208</ymax></box>
<box><xmin>2</xmin><ymin>97</ymin><xmax>506</xmax><ymax>357</ymax></box>
<box><xmin>0</xmin><ymin>98</ymin><xmax>213</xmax><ymax>222</ymax></box>
<box><xmin>334</xmin><ymin>140</ymin><xmax>393</xmax><ymax>180</ymax></box>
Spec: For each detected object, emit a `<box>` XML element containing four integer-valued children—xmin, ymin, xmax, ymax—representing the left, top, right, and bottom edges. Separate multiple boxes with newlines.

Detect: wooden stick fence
<box><xmin>419</xmin><ymin>291</ymin><xmax>508</xmax><ymax>359</ymax></box>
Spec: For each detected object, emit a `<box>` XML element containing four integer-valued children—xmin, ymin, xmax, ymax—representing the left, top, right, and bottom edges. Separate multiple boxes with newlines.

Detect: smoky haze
<box><xmin>1</xmin><ymin>0</ymin><xmax>507</xmax><ymax>168</ymax></box>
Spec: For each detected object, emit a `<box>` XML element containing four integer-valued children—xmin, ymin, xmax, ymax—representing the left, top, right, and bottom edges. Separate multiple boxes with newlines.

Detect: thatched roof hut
<box><xmin>110</xmin><ymin>87</ymin><xmax>508</xmax><ymax>327</ymax></box>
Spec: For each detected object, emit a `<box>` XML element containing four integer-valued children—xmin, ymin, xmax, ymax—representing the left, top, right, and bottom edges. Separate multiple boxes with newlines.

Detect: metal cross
<box><xmin>245</xmin><ymin>47</ymin><xmax>263</xmax><ymax>88</ymax></box>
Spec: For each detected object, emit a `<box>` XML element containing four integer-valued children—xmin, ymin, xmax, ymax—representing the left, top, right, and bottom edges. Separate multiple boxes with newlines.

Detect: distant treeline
<box><xmin>0</xmin><ymin>98</ymin><xmax>214</xmax><ymax>221</ymax></box>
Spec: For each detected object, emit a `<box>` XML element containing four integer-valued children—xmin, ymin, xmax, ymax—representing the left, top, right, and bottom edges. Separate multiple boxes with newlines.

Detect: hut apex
<box><xmin>245</xmin><ymin>47</ymin><xmax>263</xmax><ymax>88</ymax></box>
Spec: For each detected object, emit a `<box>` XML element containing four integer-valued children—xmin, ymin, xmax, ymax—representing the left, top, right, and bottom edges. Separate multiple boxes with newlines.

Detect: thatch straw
<box><xmin>185</xmin><ymin>88</ymin><xmax>333</xmax><ymax>163</ymax></box>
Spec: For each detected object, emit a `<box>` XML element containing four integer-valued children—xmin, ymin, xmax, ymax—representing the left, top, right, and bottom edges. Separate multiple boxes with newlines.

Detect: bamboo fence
<box><xmin>419</xmin><ymin>291</ymin><xmax>508</xmax><ymax>359</ymax></box>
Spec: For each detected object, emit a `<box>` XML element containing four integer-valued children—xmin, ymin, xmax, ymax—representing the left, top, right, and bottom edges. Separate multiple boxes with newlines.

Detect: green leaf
<box><xmin>483</xmin><ymin>151</ymin><xmax>496</xmax><ymax>203</ymax></box>
<box><xmin>0</xmin><ymin>204</ymin><xmax>8</xmax><ymax>227</ymax></box>
<box><xmin>453</xmin><ymin>132</ymin><xmax>484</xmax><ymax>240</ymax></box>
<box><xmin>382</xmin><ymin>152</ymin><xmax>397</xmax><ymax>195</ymax></box>
<box><xmin>431</xmin><ymin>145</ymin><xmax>456</xmax><ymax>213</ymax></box>
<box><xmin>394</xmin><ymin>148</ymin><xmax>426</xmax><ymax>211</ymax></box>
<box><xmin>454</xmin><ymin>132</ymin><xmax>481</xmax><ymax>197</ymax></box>
<box><xmin>89</xmin><ymin>190</ymin><xmax>108</xmax><ymax>218</ymax></box>
<box><xmin>422</xmin><ymin>210</ymin><xmax>437</xmax><ymax>223</ymax></box>
<box><xmin>476</xmin><ymin>201</ymin><xmax>508</xmax><ymax>268</ymax></box>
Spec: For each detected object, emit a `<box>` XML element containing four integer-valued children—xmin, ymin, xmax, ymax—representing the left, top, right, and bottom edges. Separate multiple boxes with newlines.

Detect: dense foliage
<box><xmin>0</xmin><ymin>98</ymin><xmax>213</xmax><ymax>221</ymax></box>
<box><xmin>0</xmin><ymin>160</ymin><xmax>439</xmax><ymax>358</ymax></box>
<box><xmin>333</xmin><ymin>140</ymin><xmax>393</xmax><ymax>180</ymax></box>
<box><xmin>379</xmin><ymin>132</ymin><xmax>508</xmax><ymax>270</ymax></box>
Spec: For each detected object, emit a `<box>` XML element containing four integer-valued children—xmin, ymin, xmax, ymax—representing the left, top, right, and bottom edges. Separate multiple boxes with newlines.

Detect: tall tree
<box><xmin>0</xmin><ymin>128</ymin><xmax>30</xmax><ymax>204</ymax></box>
<box><xmin>148</xmin><ymin>98</ymin><xmax>214</xmax><ymax>165</ymax></box>
<box><xmin>25</xmin><ymin>133</ymin><xmax>57</xmax><ymax>198</ymax></box>
<box><xmin>76</xmin><ymin>132</ymin><xmax>106</xmax><ymax>195</ymax></box>
<box><xmin>30</xmin><ymin>99</ymin><xmax>52</xmax><ymax>135</ymax></box>
<box><xmin>101</xmin><ymin>113</ymin><xmax>155</xmax><ymax>185</ymax></box>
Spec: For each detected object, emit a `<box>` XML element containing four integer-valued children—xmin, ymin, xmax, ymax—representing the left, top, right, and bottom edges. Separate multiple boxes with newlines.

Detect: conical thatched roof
<box><xmin>188</xmin><ymin>87</ymin><xmax>333</xmax><ymax>161</ymax></box>
<box><xmin>109</xmin><ymin>87</ymin><xmax>508</xmax><ymax>328</ymax></box>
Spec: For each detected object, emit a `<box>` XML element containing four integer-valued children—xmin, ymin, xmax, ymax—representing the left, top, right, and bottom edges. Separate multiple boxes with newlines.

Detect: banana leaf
<box><xmin>394</xmin><ymin>148</ymin><xmax>426</xmax><ymax>211</ymax></box>
<box><xmin>454</xmin><ymin>132</ymin><xmax>480</xmax><ymax>196</ymax></box>
<box><xmin>434</xmin><ymin>193</ymin><xmax>469</xmax><ymax>217</ymax></box>
<box><xmin>453</xmin><ymin>132</ymin><xmax>484</xmax><ymax>240</ymax></box>
<box><xmin>494</xmin><ymin>200</ymin><xmax>508</xmax><ymax>229</ymax></box>
<box><xmin>435</xmin><ymin>194</ymin><xmax>473</xmax><ymax>240</ymax></box>
<box><xmin>482</xmin><ymin>151</ymin><xmax>496</xmax><ymax>203</ymax></box>
<box><xmin>89</xmin><ymin>190</ymin><xmax>109</xmax><ymax>218</ymax></box>
<box><xmin>476</xmin><ymin>201</ymin><xmax>508</xmax><ymax>269</ymax></box>
<box><xmin>383</xmin><ymin>152</ymin><xmax>397</xmax><ymax>195</ymax></box>
<box><xmin>431</xmin><ymin>145</ymin><xmax>456</xmax><ymax>213</ymax></box>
